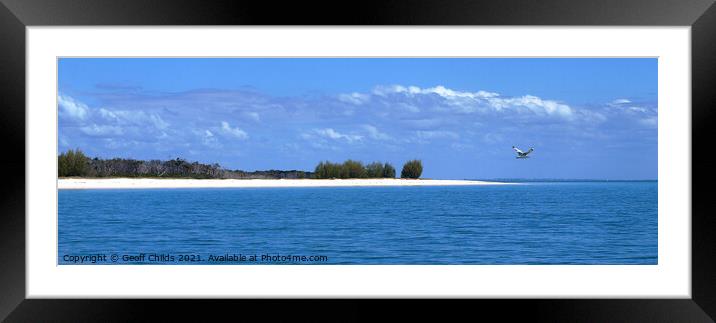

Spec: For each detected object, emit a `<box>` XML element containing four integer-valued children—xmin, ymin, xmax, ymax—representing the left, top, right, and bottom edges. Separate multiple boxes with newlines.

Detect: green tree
<box><xmin>314</xmin><ymin>161</ymin><xmax>343</xmax><ymax>179</ymax></box>
<box><xmin>365</xmin><ymin>162</ymin><xmax>385</xmax><ymax>178</ymax></box>
<box><xmin>58</xmin><ymin>148</ymin><xmax>90</xmax><ymax>177</ymax></box>
<box><xmin>382</xmin><ymin>162</ymin><xmax>396</xmax><ymax>178</ymax></box>
<box><xmin>326</xmin><ymin>162</ymin><xmax>341</xmax><ymax>178</ymax></box>
<box><xmin>314</xmin><ymin>161</ymin><xmax>328</xmax><ymax>179</ymax></box>
<box><xmin>341</xmin><ymin>159</ymin><xmax>366</xmax><ymax>178</ymax></box>
<box><xmin>314</xmin><ymin>160</ymin><xmax>400</xmax><ymax>179</ymax></box>
<box><xmin>400</xmin><ymin>159</ymin><xmax>423</xmax><ymax>179</ymax></box>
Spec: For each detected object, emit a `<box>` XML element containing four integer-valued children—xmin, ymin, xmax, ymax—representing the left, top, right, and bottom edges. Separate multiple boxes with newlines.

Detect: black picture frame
<box><xmin>1</xmin><ymin>0</ymin><xmax>715</xmax><ymax>321</ymax></box>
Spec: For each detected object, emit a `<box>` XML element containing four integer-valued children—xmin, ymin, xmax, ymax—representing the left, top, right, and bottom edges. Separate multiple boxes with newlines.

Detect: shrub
<box><xmin>58</xmin><ymin>148</ymin><xmax>90</xmax><ymax>177</ymax></box>
<box><xmin>314</xmin><ymin>161</ymin><xmax>328</xmax><ymax>179</ymax></box>
<box><xmin>365</xmin><ymin>162</ymin><xmax>385</xmax><ymax>178</ymax></box>
<box><xmin>314</xmin><ymin>161</ymin><xmax>343</xmax><ymax>179</ymax></box>
<box><xmin>313</xmin><ymin>160</ymin><xmax>398</xmax><ymax>178</ymax></box>
<box><xmin>342</xmin><ymin>160</ymin><xmax>366</xmax><ymax>178</ymax></box>
<box><xmin>400</xmin><ymin>159</ymin><xmax>423</xmax><ymax>179</ymax></box>
<box><xmin>382</xmin><ymin>162</ymin><xmax>396</xmax><ymax>178</ymax></box>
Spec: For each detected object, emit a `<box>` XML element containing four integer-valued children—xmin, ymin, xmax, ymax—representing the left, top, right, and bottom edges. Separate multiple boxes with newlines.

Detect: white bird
<box><xmin>512</xmin><ymin>146</ymin><xmax>534</xmax><ymax>159</ymax></box>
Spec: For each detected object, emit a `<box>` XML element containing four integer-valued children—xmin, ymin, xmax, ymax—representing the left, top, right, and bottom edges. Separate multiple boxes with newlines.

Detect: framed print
<box><xmin>2</xmin><ymin>0</ymin><xmax>716</xmax><ymax>321</ymax></box>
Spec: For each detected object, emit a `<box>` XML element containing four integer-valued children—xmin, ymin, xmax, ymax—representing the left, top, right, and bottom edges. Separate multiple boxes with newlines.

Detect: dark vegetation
<box><xmin>57</xmin><ymin>149</ymin><xmax>311</xmax><ymax>179</ymax></box>
<box><xmin>58</xmin><ymin>149</ymin><xmax>422</xmax><ymax>180</ymax></box>
<box><xmin>57</xmin><ymin>149</ymin><xmax>91</xmax><ymax>177</ymax></box>
<box><xmin>313</xmin><ymin>160</ymin><xmax>396</xmax><ymax>179</ymax></box>
<box><xmin>400</xmin><ymin>159</ymin><xmax>423</xmax><ymax>179</ymax></box>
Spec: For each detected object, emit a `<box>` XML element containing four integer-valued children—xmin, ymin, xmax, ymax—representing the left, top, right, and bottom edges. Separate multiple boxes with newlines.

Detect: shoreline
<box><xmin>57</xmin><ymin>178</ymin><xmax>514</xmax><ymax>190</ymax></box>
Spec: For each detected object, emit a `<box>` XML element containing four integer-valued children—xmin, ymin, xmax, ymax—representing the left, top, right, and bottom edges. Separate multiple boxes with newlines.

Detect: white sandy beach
<box><xmin>57</xmin><ymin>178</ymin><xmax>513</xmax><ymax>190</ymax></box>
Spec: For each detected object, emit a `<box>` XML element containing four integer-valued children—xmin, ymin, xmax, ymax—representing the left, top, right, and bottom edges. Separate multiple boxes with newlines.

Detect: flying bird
<box><xmin>513</xmin><ymin>146</ymin><xmax>534</xmax><ymax>159</ymax></box>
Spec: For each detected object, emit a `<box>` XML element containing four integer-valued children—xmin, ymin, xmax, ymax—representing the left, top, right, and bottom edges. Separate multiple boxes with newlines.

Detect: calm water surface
<box><xmin>58</xmin><ymin>182</ymin><xmax>657</xmax><ymax>264</ymax></box>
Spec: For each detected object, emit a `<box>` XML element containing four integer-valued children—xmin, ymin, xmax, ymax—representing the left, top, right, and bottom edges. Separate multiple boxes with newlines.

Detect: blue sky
<box><xmin>58</xmin><ymin>58</ymin><xmax>657</xmax><ymax>179</ymax></box>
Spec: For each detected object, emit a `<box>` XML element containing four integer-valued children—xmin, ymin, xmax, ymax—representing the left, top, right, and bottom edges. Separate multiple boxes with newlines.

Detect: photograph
<box><xmin>57</xmin><ymin>57</ymin><xmax>658</xmax><ymax>265</ymax></box>
<box><xmin>2</xmin><ymin>0</ymin><xmax>713</xmax><ymax>319</ymax></box>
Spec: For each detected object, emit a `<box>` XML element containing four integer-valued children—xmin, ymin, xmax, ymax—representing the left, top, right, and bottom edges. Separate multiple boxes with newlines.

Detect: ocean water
<box><xmin>58</xmin><ymin>181</ymin><xmax>657</xmax><ymax>265</ymax></box>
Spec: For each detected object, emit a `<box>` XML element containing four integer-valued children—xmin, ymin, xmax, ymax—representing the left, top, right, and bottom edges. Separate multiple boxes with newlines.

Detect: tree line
<box><xmin>58</xmin><ymin>149</ymin><xmax>311</xmax><ymax>179</ymax></box>
<box><xmin>314</xmin><ymin>159</ymin><xmax>422</xmax><ymax>179</ymax></box>
<box><xmin>313</xmin><ymin>160</ymin><xmax>395</xmax><ymax>179</ymax></box>
<box><xmin>58</xmin><ymin>149</ymin><xmax>423</xmax><ymax>179</ymax></box>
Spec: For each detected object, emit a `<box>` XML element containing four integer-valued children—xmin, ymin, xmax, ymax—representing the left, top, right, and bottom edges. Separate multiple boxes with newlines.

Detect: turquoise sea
<box><xmin>58</xmin><ymin>181</ymin><xmax>657</xmax><ymax>265</ymax></box>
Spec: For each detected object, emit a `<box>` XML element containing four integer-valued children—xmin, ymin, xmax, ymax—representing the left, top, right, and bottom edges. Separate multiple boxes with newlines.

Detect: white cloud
<box><xmin>58</xmin><ymin>94</ymin><xmax>89</xmax><ymax>120</ymax></box>
<box><xmin>362</xmin><ymin>125</ymin><xmax>392</xmax><ymax>141</ymax></box>
<box><xmin>313</xmin><ymin>128</ymin><xmax>363</xmax><ymax>143</ymax></box>
<box><xmin>639</xmin><ymin>116</ymin><xmax>658</xmax><ymax>127</ymax></box>
<box><xmin>487</xmin><ymin>95</ymin><xmax>573</xmax><ymax>118</ymax></box>
<box><xmin>608</xmin><ymin>98</ymin><xmax>650</xmax><ymax>114</ymax></box>
<box><xmin>576</xmin><ymin>110</ymin><xmax>608</xmax><ymax>124</ymax></box>
<box><xmin>627</xmin><ymin>106</ymin><xmax>649</xmax><ymax>113</ymax></box>
<box><xmin>80</xmin><ymin>124</ymin><xmax>124</xmax><ymax>136</ymax></box>
<box><xmin>220</xmin><ymin>121</ymin><xmax>248</xmax><ymax>139</ymax></box>
<box><xmin>195</xmin><ymin>129</ymin><xmax>222</xmax><ymax>148</ymax></box>
<box><xmin>149</xmin><ymin>114</ymin><xmax>169</xmax><ymax>129</ymax></box>
<box><xmin>421</xmin><ymin>86</ymin><xmax>499</xmax><ymax>100</ymax></box>
<box><xmin>99</xmin><ymin>108</ymin><xmax>169</xmax><ymax>129</ymax></box>
<box><xmin>98</xmin><ymin>108</ymin><xmax>117</xmax><ymax>120</ymax></box>
<box><xmin>245</xmin><ymin>112</ymin><xmax>260</xmax><ymax>122</ymax></box>
<box><xmin>373</xmin><ymin>85</ymin><xmax>498</xmax><ymax>99</ymax></box>
<box><xmin>338</xmin><ymin>92</ymin><xmax>371</xmax><ymax>105</ymax></box>
<box><xmin>372</xmin><ymin>85</ymin><xmax>574</xmax><ymax>119</ymax></box>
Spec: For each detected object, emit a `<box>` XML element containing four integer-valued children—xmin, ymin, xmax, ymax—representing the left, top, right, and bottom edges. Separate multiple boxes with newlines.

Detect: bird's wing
<box><xmin>524</xmin><ymin>148</ymin><xmax>534</xmax><ymax>155</ymax></box>
<box><xmin>513</xmin><ymin>147</ymin><xmax>524</xmax><ymax>154</ymax></box>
